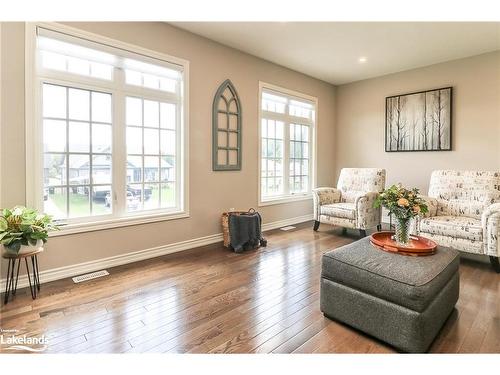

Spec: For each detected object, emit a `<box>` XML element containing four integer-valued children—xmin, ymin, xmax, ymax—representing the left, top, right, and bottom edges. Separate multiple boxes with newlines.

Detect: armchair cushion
<box><xmin>419</xmin><ymin>216</ymin><xmax>482</xmax><ymax>242</ymax></box>
<box><xmin>320</xmin><ymin>203</ymin><xmax>356</xmax><ymax>220</ymax></box>
<box><xmin>439</xmin><ymin>199</ymin><xmax>487</xmax><ymax>220</ymax></box>
<box><xmin>341</xmin><ymin>190</ymin><xmax>366</xmax><ymax>203</ymax></box>
<box><xmin>337</xmin><ymin>168</ymin><xmax>386</xmax><ymax>203</ymax></box>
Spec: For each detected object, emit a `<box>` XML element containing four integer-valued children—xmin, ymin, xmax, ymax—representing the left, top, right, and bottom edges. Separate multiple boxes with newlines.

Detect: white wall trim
<box><xmin>259</xmin><ymin>194</ymin><xmax>312</xmax><ymax>207</ymax></box>
<box><xmin>1</xmin><ymin>214</ymin><xmax>313</xmax><ymax>291</ymax></box>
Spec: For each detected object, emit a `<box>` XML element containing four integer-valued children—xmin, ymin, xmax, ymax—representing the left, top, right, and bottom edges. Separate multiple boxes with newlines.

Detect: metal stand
<box><xmin>3</xmin><ymin>253</ymin><xmax>41</xmax><ymax>305</ymax></box>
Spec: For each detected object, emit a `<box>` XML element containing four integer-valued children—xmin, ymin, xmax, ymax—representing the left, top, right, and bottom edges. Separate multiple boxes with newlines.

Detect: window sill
<box><xmin>49</xmin><ymin>210</ymin><xmax>190</xmax><ymax>237</ymax></box>
<box><xmin>258</xmin><ymin>194</ymin><xmax>312</xmax><ymax>207</ymax></box>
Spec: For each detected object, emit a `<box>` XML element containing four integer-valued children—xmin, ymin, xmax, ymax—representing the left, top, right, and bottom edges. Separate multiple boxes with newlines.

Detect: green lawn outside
<box><xmin>141</xmin><ymin>185</ymin><xmax>175</xmax><ymax>209</ymax></box>
<box><xmin>49</xmin><ymin>184</ymin><xmax>175</xmax><ymax>216</ymax></box>
<box><xmin>51</xmin><ymin>192</ymin><xmax>109</xmax><ymax>217</ymax></box>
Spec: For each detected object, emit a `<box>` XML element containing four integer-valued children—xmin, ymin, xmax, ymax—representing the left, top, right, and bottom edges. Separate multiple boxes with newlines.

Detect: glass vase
<box><xmin>394</xmin><ymin>217</ymin><xmax>411</xmax><ymax>246</ymax></box>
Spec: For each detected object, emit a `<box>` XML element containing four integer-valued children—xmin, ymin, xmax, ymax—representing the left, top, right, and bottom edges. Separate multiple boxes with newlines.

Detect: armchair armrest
<box><xmin>354</xmin><ymin>191</ymin><xmax>381</xmax><ymax>230</ymax></box>
<box><xmin>420</xmin><ymin>195</ymin><xmax>438</xmax><ymax>218</ymax></box>
<box><xmin>413</xmin><ymin>196</ymin><xmax>438</xmax><ymax>235</ymax></box>
<box><xmin>482</xmin><ymin>203</ymin><xmax>500</xmax><ymax>257</ymax></box>
<box><xmin>354</xmin><ymin>191</ymin><xmax>378</xmax><ymax>208</ymax></box>
<box><xmin>482</xmin><ymin>203</ymin><xmax>500</xmax><ymax>224</ymax></box>
<box><xmin>312</xmin><ymin>187</ymin><xmax>341</xmax><ymax>220</ymax></box>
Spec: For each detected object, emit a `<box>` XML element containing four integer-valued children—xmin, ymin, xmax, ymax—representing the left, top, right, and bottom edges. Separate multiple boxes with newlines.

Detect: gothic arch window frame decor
<box><xmin>212</xmin><ymin>79</ymin><xmax>242</xmax><ymax>171</ymax></box>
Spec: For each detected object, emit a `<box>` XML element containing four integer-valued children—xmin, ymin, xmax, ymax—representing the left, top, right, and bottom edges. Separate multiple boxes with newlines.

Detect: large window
<box><xmin>259</xmin><ymin>84</ymin><xmax>316</xmax><ymax>204</ymax></box>
<box><xmin>28</xmin><ymin>24</ymin><xmax>188</xmax><ymax>231</ymax></box>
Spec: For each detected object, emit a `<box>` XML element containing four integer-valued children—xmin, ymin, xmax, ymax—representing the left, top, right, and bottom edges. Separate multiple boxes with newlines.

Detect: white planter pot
<box><xmin>2</xmin><ymin>240</ymin><xmax>44</xmax><ymax>256</ymax></box>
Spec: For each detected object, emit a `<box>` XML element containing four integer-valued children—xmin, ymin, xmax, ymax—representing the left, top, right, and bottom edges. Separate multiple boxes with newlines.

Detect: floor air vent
<box><xmin>280</xmin><ymin>226</ymin><xmax>296</xmax><ymax>231</ymax></box>
<box><xmin>72</xmin><ymin>270</ymin><xmax>109</xmax><ymax>283</ymax></box>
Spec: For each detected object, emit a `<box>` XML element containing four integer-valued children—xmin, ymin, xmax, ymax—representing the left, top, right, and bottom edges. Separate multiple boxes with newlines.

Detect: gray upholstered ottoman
<box><xmin>320</xmin><ymin>237</ymin><xmax>460</xmax><ymax>353</ymax></box>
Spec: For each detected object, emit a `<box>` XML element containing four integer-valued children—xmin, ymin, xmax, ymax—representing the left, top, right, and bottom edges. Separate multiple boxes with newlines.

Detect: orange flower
<box><xmin>397</xmin><ymin>198</ymin><xmax>409</xmax><ymax>207</ymax></box>
<box><xmin>413</xmin><ymin>205</ymin><xmax>421</xmax><ymax>213</ymax></box>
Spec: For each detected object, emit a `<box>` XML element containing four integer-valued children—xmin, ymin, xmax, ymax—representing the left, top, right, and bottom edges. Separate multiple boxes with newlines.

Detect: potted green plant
<box><xmin>374</xmin><ymin>184</ymin><xmax>428</xmax><ymax>245</ymax></box>
<box><xmin>0</xmin><ymin>206</ymin><xmax>59</xmax><ymax>255</ymax></box>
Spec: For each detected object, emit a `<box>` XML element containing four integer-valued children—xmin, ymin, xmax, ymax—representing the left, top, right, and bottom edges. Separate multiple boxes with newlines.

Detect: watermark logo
<box><xmin>0</xmin><ymin>328</ymin><xmax>49</xmax><ymax>353</ymax></box>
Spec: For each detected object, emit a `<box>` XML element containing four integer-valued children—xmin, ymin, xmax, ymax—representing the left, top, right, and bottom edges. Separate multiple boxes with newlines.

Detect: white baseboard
<box><xmin>1</xmin><ymin>214</ymin><xmax>313</xmax><ymax>291</ymax></box>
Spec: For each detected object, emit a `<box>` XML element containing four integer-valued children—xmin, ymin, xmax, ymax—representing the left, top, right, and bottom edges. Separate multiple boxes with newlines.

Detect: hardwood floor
<box><xmin>1</xmin><ymin>222</ymin><xmax>499</xmax><ymax>354</ymax></box>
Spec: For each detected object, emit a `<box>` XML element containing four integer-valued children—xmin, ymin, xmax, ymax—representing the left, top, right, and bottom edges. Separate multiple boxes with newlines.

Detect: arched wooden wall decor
<box><xmin>212</xmin><ymin>79</ymin><xmax>242</xmax><ymax>171</ymax></box>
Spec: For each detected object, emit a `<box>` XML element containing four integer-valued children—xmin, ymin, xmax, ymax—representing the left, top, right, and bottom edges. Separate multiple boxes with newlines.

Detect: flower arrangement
<box><xmin>0</xmin><ymin>206</ymin><xmax>59</xmax><ymax>254</ymax></box>
<box><xmin>374</xmin><ymin>184</ymin><xmax>428</xmax><ymax>219</ymax></box>
<box><xmin>374</xmin><ymin>184</ymin><xmax>428</xmax><ymax>244</ymax></box>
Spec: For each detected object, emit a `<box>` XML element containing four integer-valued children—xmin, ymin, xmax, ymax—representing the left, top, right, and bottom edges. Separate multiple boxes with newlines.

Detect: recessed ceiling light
<box><xmin>358</xmin><ymin>57</ymin><xmax>367</xmax><ymax>63</ymax></box>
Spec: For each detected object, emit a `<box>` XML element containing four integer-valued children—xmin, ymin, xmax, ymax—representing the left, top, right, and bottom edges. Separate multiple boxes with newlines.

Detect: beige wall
<box><xmin>0</xmin><ymin>22</ymin><xmax>336</xmax><ymax>273</ymax></box>
<box><xmin>2</xmin><ymin>22</ymin><xmax>498</xmax><ymax>277</ymax></box>
<box><xmin>335</xmin><ymin>51</ymin><xmax>500</xmax><ymax>194</ymax></box>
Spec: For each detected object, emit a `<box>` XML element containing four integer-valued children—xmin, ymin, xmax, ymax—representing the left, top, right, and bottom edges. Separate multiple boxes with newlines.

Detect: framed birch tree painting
<box><xmin>385</xmin><ymin>87</ymin><xmax>452</xmax><ymax>152</ymax></box>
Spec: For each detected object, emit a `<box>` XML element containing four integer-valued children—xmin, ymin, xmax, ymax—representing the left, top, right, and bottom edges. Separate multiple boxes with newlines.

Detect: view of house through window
<box><xmin>43</xmin><ymin>84</ymin><xmax>113</xmax><ymax>218</ymax></box>
<box><xmin>125</xmin><ymin>97</ymin><xmax>177</xmax><ymax>211</ymax></box>
<box><xmin>260</xmin><ymin>85</ymin><xmax>315</xmax><ymax>203</ymax></box>
<box><xmin>35</xmin><ymin>27</ymin><xmax>186</xmax><ymax>223</ymax></box>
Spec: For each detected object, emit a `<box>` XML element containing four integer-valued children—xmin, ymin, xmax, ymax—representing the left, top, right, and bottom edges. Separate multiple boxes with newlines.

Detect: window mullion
<box><xmin>307</xmin><ymin>123</ymin><xmax>312</xmax><ymax>192</ymax></box>
<box><xmin>176</xmin><ymin>97</ymin><xmax>183</xmax><ymax>211</ymax></box>
<box><xmin>33</xmin><ymin>79</ymin><xmax>45</xmax><ymax>212</ymax></box>
<box><xmin>113</xmin><ymin>68</ymin><xmax>127</xmax><ymax>218</ymax></box>
<box><xmin>283</xmin><ymin>108</ymin><xmax>291</xmax><ymax>197</ymax></box>
<box><xmin>89</xmin><ymin>89</ymin><xmax>93</xmax><ymax>215</ymax></box>
<box><xmin>65</xmin><ymin>87</ymin><xmax>70</xmax><ymax>216</ymax></box>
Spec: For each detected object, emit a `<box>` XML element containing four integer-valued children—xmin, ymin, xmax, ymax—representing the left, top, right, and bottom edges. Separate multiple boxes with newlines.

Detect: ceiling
<box><xmin>171</xmin><ymin>22</ymin><xmax>500</xmax><ymax>85</ymax></box>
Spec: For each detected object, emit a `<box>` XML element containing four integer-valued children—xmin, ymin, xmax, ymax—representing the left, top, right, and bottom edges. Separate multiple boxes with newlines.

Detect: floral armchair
<box><xmin>416</xmin><ymin>170</ymin><xmax>500</xmax><ymax>272</ymax></box>
<box><xmin>313</xmin><ymin>168</ymin><xmax>386</xmax><ymax>236</ymax></box>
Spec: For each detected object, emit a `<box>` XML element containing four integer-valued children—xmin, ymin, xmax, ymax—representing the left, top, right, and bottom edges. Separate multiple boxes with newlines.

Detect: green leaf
<box><xmin>12</xmin><ymin>206</ymin><xmax>25</xmax><ymax>216</ymax></box>
<box><xmin>0</xmin><ymin>217</ymin><xmax>8</xmax><ymax>231</ymax></box>
<box><xmin>2</xmin><ymin>237</ymin><xmax>13</xmax><ymax>245</ymax></box>
<box><xmin>0</xmin><ymin>206</ymin><xmax>59</xmax><ymax>248</ymax></box>
<box><xmin>31</xmin><ymin>232</ymin><xmax>47</xmax><ymax>240</ymax></box>
<box><xmin>20</xmin><ymin>224</ymin><xmax>34</xmax><ymax>233</ymax></box>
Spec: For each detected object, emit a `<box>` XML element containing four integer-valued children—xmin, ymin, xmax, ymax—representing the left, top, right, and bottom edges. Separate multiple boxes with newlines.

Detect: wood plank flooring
<box><xmin>1</xmin><ymin>222</ymin><xmax>499</xmax><ymax>354</ymax></box>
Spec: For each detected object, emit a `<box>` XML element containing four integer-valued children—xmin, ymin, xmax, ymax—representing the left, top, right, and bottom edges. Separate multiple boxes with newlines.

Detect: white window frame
<box><xmin>258</xmin><ymin>82</ymin><xmax>317</xmax><ymax>206</ymax></box>
<box><xmin>25</xmin><ymin>22</ymin><xmax>190</xmax><ymax>236</ymax></box>
<box><xmin>0</xmin><ymin>23</ymin><xmax>2</xmax><ymax>209</ymax></box>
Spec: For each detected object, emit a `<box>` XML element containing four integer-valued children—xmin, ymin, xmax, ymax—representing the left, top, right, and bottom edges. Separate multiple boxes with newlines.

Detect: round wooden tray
<box><xmin>370</xmin><ymin>231</ymin><xmax>437</xmax><ymax>256</ymax></box>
